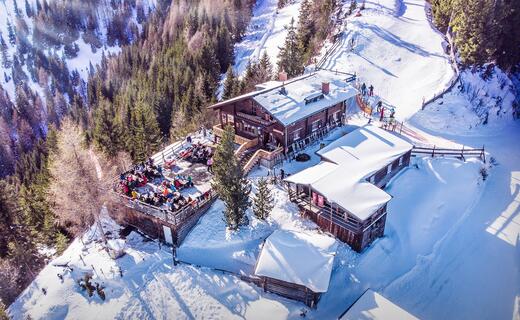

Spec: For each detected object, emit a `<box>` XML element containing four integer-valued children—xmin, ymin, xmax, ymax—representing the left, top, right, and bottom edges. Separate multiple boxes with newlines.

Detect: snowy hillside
<box><xmin>233</xmin><ymin>0</ymin><xmax>302</xmax><ymax>76</ymax></box>
<box><xmin>6</xmin><ymin>0</ymin><xmax>520</xmax><ymax>318</ymax></box>
<box><xmin>0</xmin><ymin>0</ymin><xmax>156</xmax><ymax>100</ymax></box>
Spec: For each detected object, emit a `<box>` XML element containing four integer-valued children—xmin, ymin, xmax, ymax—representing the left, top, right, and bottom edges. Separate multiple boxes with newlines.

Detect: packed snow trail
<box><xmin>322</xmin><ymin>0</ymin><xmax>454</xmax><ymax>120</ymax></box>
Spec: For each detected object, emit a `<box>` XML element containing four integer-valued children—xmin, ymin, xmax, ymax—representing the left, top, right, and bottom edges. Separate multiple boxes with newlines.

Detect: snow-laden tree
<box><xmin>253</xmin><ymin>178</ymin><xmax>274</xmax><ymax>220</ymax></box>
<box><xmin>211</xmin><ymin>125</ymin><xmax>251</xmax><ymax>230</ymax></box>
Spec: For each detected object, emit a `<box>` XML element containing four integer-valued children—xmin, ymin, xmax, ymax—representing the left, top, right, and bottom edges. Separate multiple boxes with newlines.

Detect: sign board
<box><xmin>163</xmin><ymin>226</ymin><xmax>174</xmax><ymax>245</ymax></box>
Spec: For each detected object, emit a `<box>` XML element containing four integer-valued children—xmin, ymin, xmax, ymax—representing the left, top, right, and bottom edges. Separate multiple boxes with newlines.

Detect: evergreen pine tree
<box><xmin>277</xmin><ymin>18</ymin><xmax>304</xmax><ymax>78</ymax></box>
<box><xmin>13</xmin><ymin>0</ymin><xmax>21</xmax><ymax>17</ymax></box>
<box><xmin>55</xmin><ymin>232</ymin><xmax>68</xmax><ymax>254</ymax></box>
<box><xmin>130</xmin><ymin>97</ymin><xmax>162</xmax><ymax>162</ymax></box>
<box><xmin>253</xmin><ymin>178</ymin><xmax>274</xmax><ymax>220</ymax></box>
<box><xmin>222</xmin><ymin>66</ymin><xmax>238</xmax><ymax>99</ymax></box>
<box><xmin>257</xmin><ymin>51</ymin><xmax>273</xmax><ymax>83</ymax></box>
<box><xmin>216</xmin><ymin>22</ymin><xmax>234</xmax><ymax>73</ymax></box>
<box><xmin>211</xmin><ymin>125</ymin><xmax>251</xmax><ymax>230</ymax></box>
<box><xmin>25</xmin><ymin>0</ymin><xmax>33</xmax><ymax>17</ymax></box>
<box><xmin>7</xmin><ymin>20</ymin><xmax>16</xmax><ymax>45</ymax></box>
<box><xmin>296</xmin><ymin>0</ymin><xmax>314</xmax><ymax>54</ymax></box>
<box><xmin>0</xmin><ymin>35</ymin><xmax>11</xmax><ymax>69</ymax></box>
<box><xmin>93</xmin><ymin>99</ymin><xmax>122</xmax><ymax>157</ymax></box>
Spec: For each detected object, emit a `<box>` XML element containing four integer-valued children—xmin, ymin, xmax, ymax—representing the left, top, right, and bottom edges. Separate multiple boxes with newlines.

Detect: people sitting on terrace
<box><xmin>179</xmin><ymin>142</ymin><xmax>213</xmax><ymax>164</ymax></box>
<box><xmin>118</xmin><ymin>159</ymin><xmax>196</xmax><ymax>212</ymax></box>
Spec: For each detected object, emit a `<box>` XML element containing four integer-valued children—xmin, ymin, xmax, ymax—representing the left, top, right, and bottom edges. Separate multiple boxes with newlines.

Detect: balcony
<box><xmin>236</xmin><ymin>111</ymin><xmax>276</xmax><ymax>126</ymax></box>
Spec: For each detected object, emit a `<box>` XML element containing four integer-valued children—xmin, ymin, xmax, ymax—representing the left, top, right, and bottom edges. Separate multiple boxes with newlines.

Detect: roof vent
<box><xmin>304</xmin><ymin>92</ymin><xmax>324</xmax><ymax>105</ymax></box>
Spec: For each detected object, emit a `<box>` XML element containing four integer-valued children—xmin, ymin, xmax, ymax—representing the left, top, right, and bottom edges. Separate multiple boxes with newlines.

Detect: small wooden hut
<box><xmin>254</xmin><ymin>230</ymin><xmax>338</xmax><ymax>308</ymax></box>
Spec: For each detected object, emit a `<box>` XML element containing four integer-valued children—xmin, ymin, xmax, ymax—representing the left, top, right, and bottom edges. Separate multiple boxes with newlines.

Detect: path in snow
<box><xmin>322</xmin><ymin>0</ymin><xmax>454</xmax><ymax>121</ymax></box>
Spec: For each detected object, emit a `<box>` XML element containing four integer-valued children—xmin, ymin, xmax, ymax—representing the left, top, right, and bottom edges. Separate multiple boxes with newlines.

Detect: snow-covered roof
<box><xmin>254</xmin><ymin>230</ymin><xmax>338</xmax><ymax>293</ymax></box>
<box><xmin>340</xmin><ymin>289</ymin><xmax>419</xmax><ymax>320</ymax></box>
<box><xmin>285</xmin><ymin>125</ymin><xmax>413</xmax><ymax>220</ymax></box>
<box><xmin>317</xmin><ymin>124</ymin><xmax>413</xmax><ymax>165</ymax></box>
<box><xmin>209</xmin><ymin>70</ymin><xmax>357</xmax><ymax>126</ymax></box>
<box><xmin>253</xmin><ymin>70</ymin><xmax>357</xmax><ymax>125</ymax></box>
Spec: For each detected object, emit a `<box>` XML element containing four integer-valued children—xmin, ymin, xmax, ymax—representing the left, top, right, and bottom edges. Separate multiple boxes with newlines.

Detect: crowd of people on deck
<box><xmin>180</xmin><ymin>141</ymin><xmax>213</xmax><ymax>165</ymax></box>
<box><xmin>118</xmin><ymin>158</ymin><xmax>201</xmax><ymax>212</ymax></box>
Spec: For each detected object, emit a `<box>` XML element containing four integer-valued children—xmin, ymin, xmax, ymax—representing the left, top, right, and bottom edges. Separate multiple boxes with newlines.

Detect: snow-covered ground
<box><xmin>8</xmin><ymin>0</ymin><xmax>520</xmax><ymax>317</ymax></box>
<box><xmin>320</xmin><ymin>0</ymin><xmax>455</xmax><ymax>121</ymax></box>
<box><xmin>8</xmin><ymin>140</ymin><xmax>494</xmax><ymax>319</ymax></box>
<box><xmin>233</xmin><ymin>0</ymin><xmax>302</xmax><ymax>76</ymax></box>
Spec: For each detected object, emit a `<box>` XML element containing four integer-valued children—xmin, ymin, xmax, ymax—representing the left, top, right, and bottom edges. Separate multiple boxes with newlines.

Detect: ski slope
<box><xmin>7</xmin><ymin>0</ymin><xmax>520</xmax><ymax>318</ymax></box>
<box><xmin>321</xmin><ymin>0</ymin><xmax>454</xmax><ymax>120</ymax></box>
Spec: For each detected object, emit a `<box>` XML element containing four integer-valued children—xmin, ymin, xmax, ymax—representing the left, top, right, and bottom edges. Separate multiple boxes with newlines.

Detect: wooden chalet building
<box><xmin>254</xmin><ymin>230</ymin><xmax>338</xmax><ymax>307</ymax></box>
<box><xmin>209</xmin><ymin>70</ymin><xmax>357</xmax><ymax>163</ymax></box>
<box><xmin>284</xmin><ymin>125</ymin><xmax>413</xmax><ymax>252</ymax></box>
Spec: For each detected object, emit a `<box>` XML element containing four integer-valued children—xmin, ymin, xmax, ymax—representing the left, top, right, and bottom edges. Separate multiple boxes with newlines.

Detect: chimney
<box><xmin>278</xmin><ymin>71</ymin><xmax>288</xmax><ymax>82</ymax></box>
<box><xmin>322</xmin><ymin>81</ymin><xmax>330</xmax><ymax>95</ymax></box>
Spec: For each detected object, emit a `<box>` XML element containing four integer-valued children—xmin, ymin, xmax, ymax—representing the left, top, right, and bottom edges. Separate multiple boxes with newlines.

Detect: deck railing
<box><xmin>243</xmin><ymin>146</ymin><xmax>284</xmax><ymax>174</ymax></box>
<box><xmin>412</xmin><ymin>145</ymin><xmax>485</xmax><ymax>162</ymax></box>
<box><xmin>287</xmin><ymin>189</ymin><xmax>362</xmax><ymax>232</ymax></box>
<box><xmin>116</xmin><ymin>189</ymin><xmax>217</xmax><ymax>227</ymax></box>
<box><xmin>213</xmin><ymin>124</ymin><xmax>256</xmax><ymax>146</ymax></box>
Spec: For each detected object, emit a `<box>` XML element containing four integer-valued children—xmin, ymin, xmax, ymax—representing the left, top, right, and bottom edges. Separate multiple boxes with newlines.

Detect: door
<box><xmin>163</xmin><ymin>226</ymin><xmax>174</xmax><ymax>245</ymax></box>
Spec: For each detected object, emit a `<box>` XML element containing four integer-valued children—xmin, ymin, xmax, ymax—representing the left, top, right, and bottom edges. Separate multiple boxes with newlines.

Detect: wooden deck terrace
<box><xmin>113</xmin><ymin>190</ymin><xmax>217</xmax><ymax>245</ymax></box>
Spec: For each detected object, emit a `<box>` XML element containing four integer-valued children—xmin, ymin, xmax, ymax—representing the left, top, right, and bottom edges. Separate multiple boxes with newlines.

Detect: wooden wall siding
<box><xmin>215</xmin><ymin>99</ymin><xmax>346</xmax><ymax>149</ymax></box>
<box><xmin>368</xmin><ymin>150</ymin><xmax>412</xmax><ymax>188</ymax></box>
<box><xmin>112</xmin><ymin>194</ymin><xmax>218</xmax><ymax>246</ymax></box>
<box><xmin>260</xmin><ymin>276</ymin><xmax>320</xmax><ymax>308</ymax></box>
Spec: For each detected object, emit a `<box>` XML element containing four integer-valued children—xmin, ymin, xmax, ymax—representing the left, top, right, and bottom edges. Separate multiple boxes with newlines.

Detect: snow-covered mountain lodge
<box><xmin>285</xmin><ymin>125</ymin><xmax>413</xmax><ymax>252</ymax></box>
<box><xmin>209</xmin><ymin>69</ymin><xmax>357</xmax><ymax>156</ymax></box>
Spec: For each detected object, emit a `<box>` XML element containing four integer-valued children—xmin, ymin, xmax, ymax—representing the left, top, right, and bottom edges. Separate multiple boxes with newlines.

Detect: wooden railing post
<box><xmin>432</xmin><ymin>145</ymin><xmax>436</xmax><ymax>157</ymax></box>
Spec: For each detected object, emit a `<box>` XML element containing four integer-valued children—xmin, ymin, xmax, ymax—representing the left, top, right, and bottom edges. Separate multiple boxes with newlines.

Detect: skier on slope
<box><xmin>369</xmin><ymin>85</ymin><xmax>374</xmax><ymax>96</ymax></box>
<box><xmin>361</xmin><ymin>82</ymin><xmax>367</xmax><ymax>96</ymax></box>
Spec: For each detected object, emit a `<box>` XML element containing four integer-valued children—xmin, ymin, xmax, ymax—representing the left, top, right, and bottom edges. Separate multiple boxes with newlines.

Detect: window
<box><xmin>369</xmin><ymin>175</ymin><xmax>375</xmax><ymax>184</ymax></box>
<box><xmin>311</xmin><ymin>119</ymin><xmax>322</xmax><ymax>132</ymax></box>
<box><xmin>387</xmin><ymin>164</ymin><xmax>392</xmax><ymax>174</ymax></box>
<box><xmin>292</xmin><ymin>128</ymin><xmax>302</xmax><ymax>140</ymax></box>
<box><xmin>399</xmin><ymin>156</ymin><xmax>403</xmax><ymax>166</ymax></box>
<box><xmin>227</xmin><ymin>114</ymin><xmax>234</xmax><ymax>123</ymax></box>
<box><xmin>243</xmin><ymin>123</ymin><xmax>257</xmax><ymax>135</ymax></box>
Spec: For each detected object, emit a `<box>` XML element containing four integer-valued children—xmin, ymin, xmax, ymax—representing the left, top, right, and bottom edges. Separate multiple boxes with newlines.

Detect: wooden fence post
<box><xmin>432</xmin><ymin>145</ymin><xmax>436</xmax><ymax>157</ymax></box>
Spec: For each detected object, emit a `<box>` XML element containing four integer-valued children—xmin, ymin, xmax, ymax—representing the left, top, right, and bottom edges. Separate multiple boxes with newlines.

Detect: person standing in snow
<box><xmin>361</xmin><ymin>83</ymin><xmax>367</xmax><ymax>96</ymax></box>
<box><xmin>380</xmin><ymin>105</ymin><xmax>385</xmax><ymax>122</ymax></box>
<box><xmin>280</xmin><ymin>169</ymin><xmax>285</xmax><ymax>181</ymax></box>
<box><xmin>369</xmin><ymin>85</ymin><xmax>374</xmax><ymax>96</ymax></box>
<box><xmin>207</xmin><ymin>157</ymin><xmax>213</xmax><ymax>173</ymax></box>
<box><xmin>376</xmin><ymin>100</ymin><xmax>382</xmax><ymax>112</ymax></box>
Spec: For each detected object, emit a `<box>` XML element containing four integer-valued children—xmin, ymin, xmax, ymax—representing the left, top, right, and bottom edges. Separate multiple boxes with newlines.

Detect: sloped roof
<box><xmin>254</xmin><ymin>230</ymin><xmax>338</xmax><ymax>293</ymax></box>
<box><xmin>285</xmin><ymin>125</ymin><xmax>413</xmax><ymax>220</ymax></box>
<box><xmin>209</xmin><ymin>70</ymin><xmax>358</xmax><ymax>126</ymax></box>
<box><xmin>339</xmin><ymin>289</ymin><xmax>419</xmax><ymax>320</ymax></box>
<box><xmin>253</xmin><ymin>70</ymin><xmax>357</xmax><ymax>125</ymax></box>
